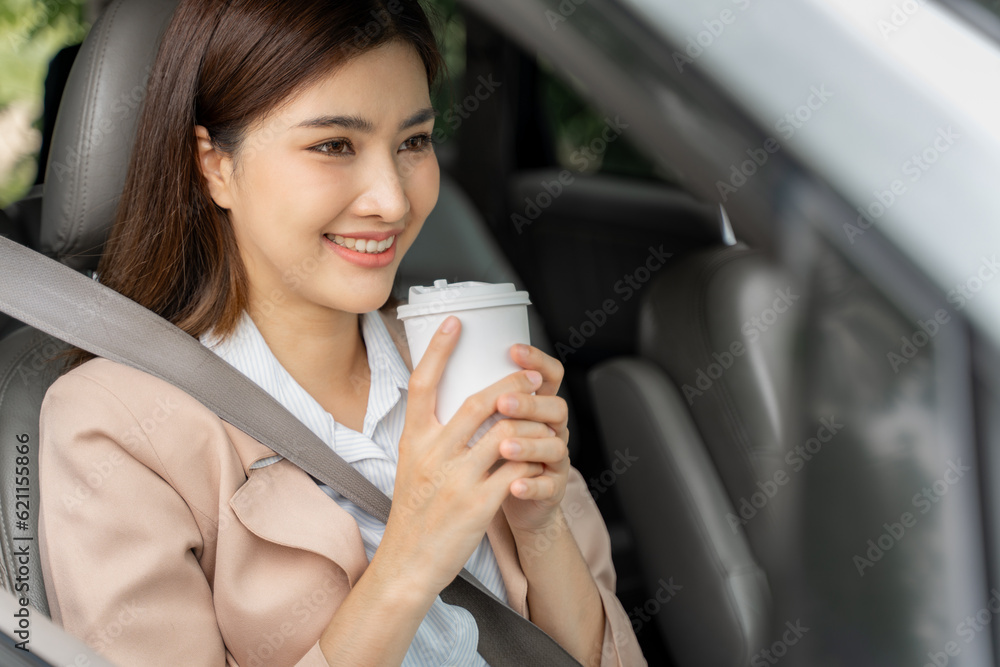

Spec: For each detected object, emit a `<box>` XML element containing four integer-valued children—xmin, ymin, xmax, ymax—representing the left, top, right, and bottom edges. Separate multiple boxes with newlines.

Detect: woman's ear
<box><xmin>194</xmin><ymin>125</ymin><xmax>235</xmax><ymax>209</ymax></box>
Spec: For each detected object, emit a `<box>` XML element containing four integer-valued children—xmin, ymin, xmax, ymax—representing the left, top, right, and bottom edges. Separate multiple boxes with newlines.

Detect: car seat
<box><xmin>3</xmin><ymin>184</ymin><xmax>43</xmax><ymax>252</ymax></box>
<box><xmin>0</xmin><ymin>0</ymin><xmax>554</xmax><ymax>615</ymax></box>
<box><xmin>0</xmin><ymin>211</ymin><xmax>27</xmax><ymax>340</ymax></box>
<box><xmin>588</xmin><ymin>243</ymin><xmax>804</xmax><ymax>666</ymax></box>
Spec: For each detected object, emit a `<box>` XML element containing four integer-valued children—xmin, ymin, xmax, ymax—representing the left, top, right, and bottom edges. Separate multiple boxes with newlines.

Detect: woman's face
<box><xmin>198</xmin><ymin>40</ymin><xmax>439</xmax><ymax>319</ymax></box>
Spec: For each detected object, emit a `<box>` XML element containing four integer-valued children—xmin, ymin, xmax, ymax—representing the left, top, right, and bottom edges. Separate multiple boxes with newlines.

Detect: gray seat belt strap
<box><xmin>0</xmin><ymin>236</ymin><xmax>583</xmax><ymax>667</ymax></box>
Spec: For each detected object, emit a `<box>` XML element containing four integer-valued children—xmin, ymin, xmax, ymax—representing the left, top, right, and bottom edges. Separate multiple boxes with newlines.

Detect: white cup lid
<box><xmin>396</xmin><ymin>280</ymin><xmax>531</xmax><ymax>319</ymax></box>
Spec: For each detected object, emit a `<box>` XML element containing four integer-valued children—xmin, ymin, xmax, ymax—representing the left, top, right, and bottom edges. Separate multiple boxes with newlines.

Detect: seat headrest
<box><xmin>40</xmin><ymin>0</ymin><xmax>178</xmax><ymax>271</ymax></box>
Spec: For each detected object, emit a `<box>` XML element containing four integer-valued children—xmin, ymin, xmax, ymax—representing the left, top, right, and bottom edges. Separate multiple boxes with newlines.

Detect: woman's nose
<box><xmin>352</xmin><ymin>156</ymin><xmax>410</xmax><ymax>222</ymax></box>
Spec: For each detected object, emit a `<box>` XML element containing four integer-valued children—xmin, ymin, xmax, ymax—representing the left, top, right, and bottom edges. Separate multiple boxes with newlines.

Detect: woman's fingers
<box><xmin>441</xmin><ymin>370</ymin><xmax>543</xmax><ymax>447</ymax></box>
<box><xmin>496</xmin><ymin>391</ymin><xmax>567</xmax><ymax>429</ymax></box>
<box><xmin>466</xmin><ymin>418</ymin><xmax>567</xmax><ymax>474</ymax></box>
<box><xmin>480</xmin><ymin>460</ymin><xmax>545</xmax><ymax>506</ymax></box>
<box><xmin>406</xmin><ymin>316</ymin><xmax>461</xmax><ymax>423</ymax></box>
<box><xmin>509</xmin><ymin>473</ymin><xmax>561</xmax><ymax>501</ymax></box>
<box><xmin>499</xmin><ymin>434</ymin><xmax>567</xmax><ymax>464</ymax></box>
<box><xmin>509</xmin><ymin>455</ymin><xmax>570</xmax><ymax>502</ymax></box>
<box><xmin>510</xmin><ymin>344</ymin><xmax>564</xmax><ymax>396</ymax></box>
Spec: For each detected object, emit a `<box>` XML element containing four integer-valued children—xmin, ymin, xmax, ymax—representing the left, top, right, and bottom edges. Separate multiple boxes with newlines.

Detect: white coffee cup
<box><xmin>396</xmin><ymin>279</ymin><xmax>532</xmax><ymax>425</ymax></box>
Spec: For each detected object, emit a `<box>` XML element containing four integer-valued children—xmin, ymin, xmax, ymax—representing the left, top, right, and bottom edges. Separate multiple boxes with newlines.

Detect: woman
<box><xmin>37</xmin><ymin>0</ymin><xmax>645</xmax><ymax>665</ymax></box>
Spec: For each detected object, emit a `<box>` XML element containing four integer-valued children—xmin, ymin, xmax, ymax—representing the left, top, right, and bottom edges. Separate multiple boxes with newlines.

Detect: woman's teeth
<box><xmin>326</xmin><ymin>234</ymin><xmax>395</xmax><ymax>254</ymax></box>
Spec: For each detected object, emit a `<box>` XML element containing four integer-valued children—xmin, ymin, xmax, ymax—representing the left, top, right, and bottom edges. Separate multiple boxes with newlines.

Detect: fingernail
<box><xmin>441</xmin><ymin>316</ymin><xmax>458</xmax><ymax>334</ymax></box>
<box><xmin>526</xmin><ymin>370</ymin><xmax>543</xmax><ymax>388</ymax></box>
<box><xmin>514</xmin><ymin>344</ymin><xmax>529</xmax><ymax>359</ymax></box>
<box><xmin>503</xmin><ymin>440</ymin><xmax>521</xmax><ymax>456</ymax></box>
<box><xmin>502</xmin><ymin>395</ymin><xmax>519</xmax><ymax>412</ymax></box>
<box><xmin>547</xmin><ymin>426</ymin><xmax>556</xmax><ymax>437</ymax></box>
<box><xmin>513</xmin><ymin>481</ymin><xmax>527</xmax><ymax>496</ymax></box>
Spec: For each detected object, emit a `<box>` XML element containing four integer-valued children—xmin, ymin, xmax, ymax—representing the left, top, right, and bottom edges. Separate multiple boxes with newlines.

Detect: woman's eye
<box><xmin>311</xmin><ymin>139</ymin><xmax>353</xmax><ymax>155</ymax></box>
<box><xmin>399</xmin><ymin>134</ymin><xmax>433</xmax><ymax>153</ymax></box>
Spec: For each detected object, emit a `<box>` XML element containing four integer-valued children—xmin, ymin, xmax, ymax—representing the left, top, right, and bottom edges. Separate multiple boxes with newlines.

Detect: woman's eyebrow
<box><xmin>293</xmin><ymin>107</ymin><xmax>438</xmax><ymax>133</ymax></box>
<box><xmin>399</xmin><ymin>107</ymin><xmax>438</xmax><ymax>130</ymax></box>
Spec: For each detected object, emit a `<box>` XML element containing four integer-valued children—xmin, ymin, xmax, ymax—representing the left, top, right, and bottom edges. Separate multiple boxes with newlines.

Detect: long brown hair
<box><xmin>66</xmin><ymin>0</ymin><xmax>443</xmax><ymax>370</ymax></box>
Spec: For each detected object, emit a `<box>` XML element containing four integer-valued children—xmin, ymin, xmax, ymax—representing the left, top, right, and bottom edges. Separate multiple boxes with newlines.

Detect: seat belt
<box><xmin>0</xmin><ymin>236</ymin><xmax>583</xmax><ymax>667</ymax></box>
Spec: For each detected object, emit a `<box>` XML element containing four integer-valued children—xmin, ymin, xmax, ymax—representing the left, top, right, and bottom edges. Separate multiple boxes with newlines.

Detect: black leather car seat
<box><xmin>589</xmin><ymin>243</ymin><xmax>804</xmax><ymax>666</ymax></box>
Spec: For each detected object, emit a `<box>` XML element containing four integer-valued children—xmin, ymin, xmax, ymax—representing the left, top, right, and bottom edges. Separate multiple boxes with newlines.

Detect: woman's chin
<box><xmin>327</xmin><ymin>285</ymin><xmax>397</xmax><ymax>315</ymax></box>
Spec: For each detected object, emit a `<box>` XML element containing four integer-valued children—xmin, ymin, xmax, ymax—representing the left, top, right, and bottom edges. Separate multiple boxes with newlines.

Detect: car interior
<box><xmin>1</xmin><ymin>0</ymin><xmax>988</xmax><ymax>665</ymax></box>
<box><xmin>0</xmin><ymin>0</ymin><xmax>821</xmax><ymax>664</ymax></box>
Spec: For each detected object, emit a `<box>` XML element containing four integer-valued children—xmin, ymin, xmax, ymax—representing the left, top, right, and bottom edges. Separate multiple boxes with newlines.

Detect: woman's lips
<box><xmin>322</xmin><ymin>233</ymin><xmax>397</xmax><ymax>268</ymax></box>
<box><xmin>326</xmin><ymin>234</ymin><xmax>395</xmax><ymax>253</ymax></box>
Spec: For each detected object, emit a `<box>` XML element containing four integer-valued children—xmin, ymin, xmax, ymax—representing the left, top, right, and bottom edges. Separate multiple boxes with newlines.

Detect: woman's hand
<box><xmin>486</xmin><ymin>346</ymin><xmax>608</xmax><ymax>667</ymax></box>
<box><xmin>376</xmin><ymin>316</ymin><xmax>546</xmax><ymax>601</ymax></box>
<box><xmin>324</xmin><ymin>318</ymin><xmax>549</xmax><ymax>666</ymax></box>
<box><xmin>495</xmin><ymin>344</ymin><xmax>571</xmax><ymax>536</ymax></box>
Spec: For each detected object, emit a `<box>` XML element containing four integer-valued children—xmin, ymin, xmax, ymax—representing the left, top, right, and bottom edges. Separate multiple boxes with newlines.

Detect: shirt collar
<box><xmin>361</xmin><ymin>308</ymin><xmax>411</xmax><ymax>427</ymax></box>
<box><xmin>200</xmin><ymin>309</ymin><xmax>410</xmax><ymax>463</ymax></box>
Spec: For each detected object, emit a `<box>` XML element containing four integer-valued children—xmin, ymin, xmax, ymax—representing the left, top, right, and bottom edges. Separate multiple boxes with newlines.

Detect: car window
<box><xmin>0</xmin><ymin>0</ymin><xmax>90</xmax><ymax>207</ymax></box>
<box><xmin>424</xmin><ymin>0</ymin><xmax>466</xmax><ymax>147</ymax></box>
<box><xmin>942</xmin><ymin>0</ymin><xmax>1000</xmax><ymax>42</ymax></box>
<box><xmin>965</xmin><ymin>0</ymin><xmax>1000</xmax><ymax>21</ymax></box>
<box><xmin>537</xmin><ymin>59</ymin><xmax>671</xmax><ymax>183</ymax></box>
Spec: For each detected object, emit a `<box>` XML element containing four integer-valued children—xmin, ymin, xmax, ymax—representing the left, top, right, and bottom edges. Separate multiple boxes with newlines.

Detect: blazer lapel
<box><xmin>229</xmin><ymin>460</ymin><xmax>371</xmax><ymax>586</ymax></box>
<box><xmin>223</xmin><ymin>424</ymin><xmax>369</xmax><ymax>586</ymax></box>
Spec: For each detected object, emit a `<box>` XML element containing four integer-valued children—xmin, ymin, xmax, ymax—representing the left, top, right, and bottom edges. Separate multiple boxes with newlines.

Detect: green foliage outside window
<box><xmin>424</xmin><ymin>0</ymin><xmax>465</xmax><ymax>145</ymax></box>
<box><xmin>0</xmin><ymin>0</ymin><xmax>89</xmax><ymax>206</ymax></box>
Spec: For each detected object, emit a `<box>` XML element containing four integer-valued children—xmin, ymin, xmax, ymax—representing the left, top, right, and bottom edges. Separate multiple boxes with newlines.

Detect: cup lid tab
<box><xmin>396</xmin><ymin>279</ymin><xmax>531</xmax><ymax>319</ymax></box>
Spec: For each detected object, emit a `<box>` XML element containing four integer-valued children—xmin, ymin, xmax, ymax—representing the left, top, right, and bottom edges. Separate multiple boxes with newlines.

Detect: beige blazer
<box><xmin>38</xmin><ymin>312</ymin><xmax>647</xmax><ymax>666</ymax></box>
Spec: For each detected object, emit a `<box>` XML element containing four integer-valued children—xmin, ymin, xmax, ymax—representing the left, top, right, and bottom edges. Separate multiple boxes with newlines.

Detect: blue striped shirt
<box><xmin>200</xmin><ymin>309</ymin><xmax>507</xmax><ymax>665</ymax></box>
